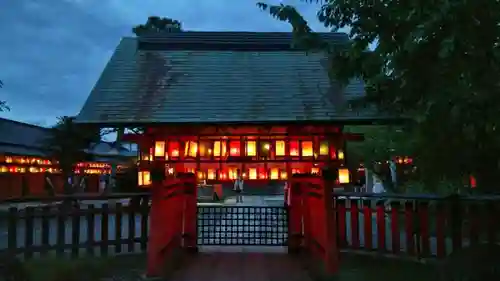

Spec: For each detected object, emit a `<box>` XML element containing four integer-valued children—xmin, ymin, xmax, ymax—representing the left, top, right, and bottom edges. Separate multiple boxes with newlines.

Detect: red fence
<box><xmin>333</xmin><ymin>192</ymin><xmax>500</xmax><ymax>260</ymax></box>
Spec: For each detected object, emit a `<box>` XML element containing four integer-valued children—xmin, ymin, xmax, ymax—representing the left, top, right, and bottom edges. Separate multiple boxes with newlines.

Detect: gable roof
<box><xmin>76</xmin><ymin>31</ymin><xmax>379</xmax><ymax>126</ymax></box>
<box><xmin>0</xmin><ymin>118</ymin><xmax>52</xmax><ymax>156</ymax></box>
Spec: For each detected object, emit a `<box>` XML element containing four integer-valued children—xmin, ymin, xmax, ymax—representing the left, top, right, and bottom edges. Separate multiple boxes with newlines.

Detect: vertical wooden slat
<box><xmin>376</xmin><ymin>200</ymin><xmax>386</xmax><ymax>252</ymax></box>
<box><xmin>468</xmin><ymin>203</ymin><xmax>480</xmax><ymax>246</ymax></box>
<box><xmin>435</xmin><ymin>202</ymin><xmax>446</xmax><ymax>258</ymax></box>
<box><xmin>115</xmin><ymin>202</ymin><xmax>123</xmax><ymax>254</ymax></box>
<box><xmin>7</xmin><ymin>207</ymin><xmax>18</xmax><ymax>254</ymax></box>
<box><xmin>404</xmin><ymin>201</ymin><xmax>414</xmax><ymax>256</ymax></box>
<box><xmin>128</xmin><ymin>204</ymin><xmax>136</xmax><ymax>252</ymax></box>
<box><xmin>140</xmin><ymin>197</ymin><xmax>149</xmax><ymax>251</ymax></box>
<box><xmin>362</xmin><ymin>199</ymin><xmax>372</xmax><ymax>250</ymax></box>
<box><xmin>418</xmin><ymin>201</ymin><xmax>430</xmax><ymax>258</ymax></box>
<box><xmin>350</xmin><ymin>199</ymin><xmax>359</xmax><ymax>249</ymax></box>
<box><xmin>336</xmin><ymin>198</ymin><xmax>347</xmax><ymax>247</ymax></box>
<box><xmin>24</xmin><ymin>207</ymin><xmax>35</xmax><ymax>259</ymax></box>
<box><xmin>86</xmin><ymin>204</ymin><xmax>95</xmax><ymax>256</ymax></box>
<box><xmin>71</xmin><ymin>205</ymin><xmax>81</xmax><ymax>258</ymax></box>
<box><xmin>56</xmin><ymin>204</ymin><xmax>66</xmax><ymax>257</ymax></box>
<box><xmin>390</xmin><ymin>201</ymin><xmax>400</xmax><ymax>255</ymax></box>
<box><xmin>100</xmin><ymin>203</ymin><xmax>109</xmax><ymax>256</ymax></box>
<box><xmin>486</xmin><ymin>201</ymin><xmax>497</xmax><ymax>244</ymax></box>
<box><xmin>449</xmin><ymin>196</ymin><xmax>463</xmax><ymax>252</ymax></box>
<box><xmin>40</xmin><ymin>206</ymin><xmax>51</xmax><ymax>256</ymax></box>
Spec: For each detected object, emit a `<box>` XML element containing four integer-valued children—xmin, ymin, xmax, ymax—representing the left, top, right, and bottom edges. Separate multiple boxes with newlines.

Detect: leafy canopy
<box><xmin>258</xmin><ymin>0</ymin><xmax>500</xmax><ymax>191</ymax></box>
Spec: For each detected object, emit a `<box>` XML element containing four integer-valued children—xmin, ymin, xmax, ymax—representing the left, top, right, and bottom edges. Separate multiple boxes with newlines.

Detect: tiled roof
<box><xmin>0</xmin><ymin>118</ymin><xmax>52</xmax><ymax>156</ymax></box>
<box><xmin>76</xmin><ymin>32</ymin><xmax>376</xmax><ymax>125</ymax></box>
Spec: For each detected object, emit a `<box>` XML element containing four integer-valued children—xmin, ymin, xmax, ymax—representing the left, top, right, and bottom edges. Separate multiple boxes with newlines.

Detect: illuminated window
<box><xmin>275</xmin><ymin>140</ymin><xmax>285</xmax><ymax>156</ymax></box>
<box><xmin>311</xmin><ymin>167</ymin><xmax>320</xmax><ymax>174</ymax></box>
<box><xmin>248</xmin><ymin>168</ymin><xmax>257</xmax><ymax>179</ymax></box>
<box><xmin>229</xmin><ymin>141</ymin><xmax>240</xmax><ymax>156</ymax></box>
<box><xmin>290</xmin><ymin>141</ymin><xmax>299</xmax><ymax>156</ymax></box>
<box><xmin>207</xmin><ymin>169</ymin><xmax>216</xmax><ymax>180</ymax></box>
<box><xmin>214</xmin><ymin>141</ymin><xmax>227</xmax><ymax>157</ymax></box>
<box><xmin>154</xmin><ymin>141</ymin><xmax>165</xmax><ymax>157</ymax></box>
<box><xmin>138</xmin><ymin>171</ymin><xmax>151</xmax><ymax>186</ymax></box>
<box><xmin>197</xmin><ymin>171</ymin><xmax>205</xmax><ymax>180</ymax></box>
<box><xmin>219</xmin><ymin>171</ymin><xmax>227</xmax><ymax>180</ymax></box>
<box><xmin>184</xmin><ymin>141</ymin><xmax>198</xmax><ymax>157</ymax></box>
<box><xmin>246</xmin><ymin>141</ymin><xmax>256</xmax><ymax>156</ymax></box>
<box><xmin>168</xmin><ymin>141</ymin><xmax>180</xmax><ymax>157</ymax></box>
<box><xmin>270</xmin><ymin>168</ymin><xmax>279</xmax><ymax>180</ymax></box>
<box><xmin>338</xmin><ymin>168</ymin><xmax>350</xmax><ymax>184</ymax></box>
<box><xmin>337</xmin><ymin>150</ymin><xmax>345</xmax><ymax>160</ymax></box>
<box><xmin>302</xmin><ymin>141</ymin><xmax>313</xmax><ymax>157</ymax></box>
<box><xmin>280</xmin><ymin>171</ymin><xmax>287</xmax><ymax>180</ymax></box>
<box><xmin>319</xmin><ymin>141</ymin><xmax>329</xmax><ymax>155</ymax></box>
<box><xmin>228</xmin><ymin>168</ymin><xmax>238</xmax><ymax>180</ymax></box>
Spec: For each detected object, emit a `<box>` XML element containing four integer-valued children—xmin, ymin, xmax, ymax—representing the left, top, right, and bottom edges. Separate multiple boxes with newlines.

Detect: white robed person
<box><xmin>233</xmin><ymin>169</ymin><xmax>244</xmax><ymax>203</ymax></box>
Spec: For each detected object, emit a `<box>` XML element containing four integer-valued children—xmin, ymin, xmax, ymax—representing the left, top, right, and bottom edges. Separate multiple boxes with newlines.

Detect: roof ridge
<box><xmin>0</xmin><ymin>117</ymin><xmax>52</xmax><ymax>131</ymax></box>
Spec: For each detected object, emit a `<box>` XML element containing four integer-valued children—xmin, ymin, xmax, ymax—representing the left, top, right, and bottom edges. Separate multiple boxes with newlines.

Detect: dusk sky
<box><xmin>0</xmin><ymin>0</ymin><xmax>336</xmax><ymax>128</ymax></box>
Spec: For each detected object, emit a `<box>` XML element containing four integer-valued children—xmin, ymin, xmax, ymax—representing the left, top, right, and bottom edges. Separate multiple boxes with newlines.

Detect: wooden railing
<box><xmin>333</xmin><ymin>192</ymin><xmax>500</xmax><ymax>259</ymax></box>
<box><xmin>0</xmin><ymin>193</ymin><xmax>151</xmax><ymax>259</ymax></box>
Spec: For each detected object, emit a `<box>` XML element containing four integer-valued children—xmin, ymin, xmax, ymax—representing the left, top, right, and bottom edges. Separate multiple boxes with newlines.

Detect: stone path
<box><xmin>170</xmin><ymin>251</ymin><xmax>312</xmax><ymax>281</ymax></box>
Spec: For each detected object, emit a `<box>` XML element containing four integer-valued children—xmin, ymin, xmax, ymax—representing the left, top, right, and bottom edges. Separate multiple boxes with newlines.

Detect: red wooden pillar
<box><xmin>146</xmin><ymin>174</ymin><xmax>183</xmax><ymax>277</ymax></box>
<box><xmin>179</xmin><ymin>172</ymin><xmax>198</xmax><ymax>252</ymax></box>
<box><xmin>319</xmin><ymin>176</ymin><xmax>339</xmax><ymax>275</ymax></box>
<box><xmin>288</xmin><ymin>175</ymin><xmax>304</xmax><ymax>253</ymax></box>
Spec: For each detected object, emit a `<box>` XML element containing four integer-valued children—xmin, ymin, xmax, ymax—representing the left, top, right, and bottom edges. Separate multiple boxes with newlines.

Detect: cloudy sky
<box><xmin>0</xmin><ymin>0</ymin><xmax>335</xmax><ymax>128</ymax></box>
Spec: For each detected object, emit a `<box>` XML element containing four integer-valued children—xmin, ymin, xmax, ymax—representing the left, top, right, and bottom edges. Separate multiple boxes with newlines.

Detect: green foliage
<box><xmin>0</xmin><ymin>80</ymin><xmax>9</xmax><ymax>112</ymax></box>
<box><xmin>258</xmin><ymin>0</ymin><xmax>500</xmax><ymax>192</ymax></box>
<box><xmin>132</xmin><ymin>16</ymin><xmax>182</xmax><ymax>36</ymax></box>
<box><xmin>43</xmin><ymin>116</ymin><xmax>102</xmax><ymax>193</ymax></box>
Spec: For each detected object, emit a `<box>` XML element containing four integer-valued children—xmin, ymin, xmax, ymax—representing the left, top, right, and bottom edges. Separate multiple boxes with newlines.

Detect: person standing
<box><xmin>43</xmin><ymin>171</ymin><xmax>55</xmax><ymax>197</ymax></box>
<box><xmin>233</xmin><ymin>169</ymin><xmax>244</xmax><ymax>203</ymax></box>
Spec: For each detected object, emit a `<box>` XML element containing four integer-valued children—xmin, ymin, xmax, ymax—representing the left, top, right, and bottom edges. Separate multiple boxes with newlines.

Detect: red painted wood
<box><xmin>320</xmin><ymin>177</ymin><xmax>339</xmax><ymax>275</ymax></box>
<box><xmin>182</xmin><ymin>174</ymin><xmax>198</xmax><ymax>250</ymax></box>
<box><xmin>147</xmin><ymin>177</ymin><xmax>184</xmax><ymax>277</ymax></box>
<box><xmin>390</xmin><ymin>201</ymin><xmax>400</xmax><ymax>254</ymax></box>
<box><xmin>288</xmin><ymin>177</ymin><xmax>304</xmax><ymax>252</ymax></box>
<box><xmin>350</xmin><ymin>199</ymin><xmax>360</xmax><ymax>249</ymax></box>
<box><xmin>435</xmin><ymin>203</ymin><xmax>446</xmax><ymax>258</ymax></box>
<box><xmin>404</xmin><ymin>201</ymin><xmax>415</xmax><ymax>256</ymax></box>
<box><xmin>376</xmin><ymin>201</ymin><xmax>386</xmax><ymax>252</ymax></box>
<box><xmin>336</xmin><ymin>199</ymin><xmax>347</xmax><ymax>247</ymax></box>
<box><xmin>362</xmin><ymin>200</ymin><xmax>372</xmax><ymax>250</ymax></box>
<box><xmin>418</xmin><ymin>202</ymin><xmax>430</xmax><ymax>258</ymax></box>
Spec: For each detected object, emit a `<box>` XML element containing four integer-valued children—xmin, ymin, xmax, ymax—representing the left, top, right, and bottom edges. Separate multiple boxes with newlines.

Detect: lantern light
<box><xmin>263</xmin><ymin>143</ymin><xmax>270</xmax><ymax>150</ymax></box>
<box><xmin>338</xmin><ymin>168</ymin><xmax>350</xmax><ymax>184</ymax></box>
<box><xmin>337</xmin><ymin>150</ymin><xmax>345</xmax><ymax>160</ymax></box>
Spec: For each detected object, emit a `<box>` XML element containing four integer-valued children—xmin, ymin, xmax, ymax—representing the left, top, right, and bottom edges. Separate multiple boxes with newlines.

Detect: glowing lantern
<box><xmin>290</xmin><ymin>141</ymin><xmax>299</xmax><ymax>156</ymax></box>
<box><xmin>280</xmin><ymin>171</ymin><xmax>288</xmax><ymax>180</ymax></box>
<box><xmin>207</xmin><ymin>169</ymin><xmax>216</xmax><ymax>180</ymax></box>
<box><xmin>292</xmin><ymin>168</ymin><xmax>300</xmax><ymax>174</ymax></box>
<box><xmin>275</xmin><ymin>140</ymin><xmax>285</xmax><ymax>156</ymax></box>
<box><xmin>302</xmin><ymin>141</ymin><xmax>313</xmax><ymax>157</ymax></box>
<box><xmin>270</xmin><ymin>168</ymin><xmax>279</xmax><ymax>180</ymax></box>
<box><xmin>337</xmin><ymin>150</ymin><xmax>345</xmax><ymax>160</ymax></box>
<box><xmin>229</xmin><ymin>141</ymin><xmax>240</xmax><ymax>156</ymax></box>
<box><xmin>248</xmin><ymin>168</ymin><xmax>257</xmax><ymax>180</ymax></box>
<box><xmin>138</xmin><ymin>171</ymin><xmax>151</xmax><ymax>186</ymax></box>
<box><xmin>154</xmin><ymin>141</ymin><xmax>165</xmax><ymax>157</ymax></box>
<box><xmin>319</xmin><ymin>141</ymin><xmax>329</xmax><ymax>155</ymax></box>
<box><xmin>197</xmin><ymin>171</ymin><xmax>205</xmax><ymax>180</ymax></box>
<box><xmin>338</xmin><ymin>168</ymin><xmax>350</xmax><ymax>184</ymax></box>
<box><xmin>0</xmin><ymin>166</ymin><xmax>7</xmax><ymax>173</ymax></box>
<box><xmin>219</xmin><ymin>171</ymin><xmax>227</xmax><ymax>180</ymax></box>
<box><xmin>259</xmin><ymin>171</ymin><xmax>267</xmax><ymax>179</ymax></box>
<box><xmin>246</xmin><ymin>141</ymin><xmax>256</xmax><ymax>156</ymax></box>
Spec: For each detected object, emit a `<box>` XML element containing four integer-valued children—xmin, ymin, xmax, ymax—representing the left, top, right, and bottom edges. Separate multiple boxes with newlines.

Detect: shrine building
<box><xmin>74</xmin><ymin>32</ymin><xmax>388</xmax><ymax>187</ymax></box>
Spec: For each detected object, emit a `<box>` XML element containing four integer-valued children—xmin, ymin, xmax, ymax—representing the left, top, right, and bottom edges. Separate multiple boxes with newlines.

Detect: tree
<box><xmin>132</xmin><ymin>16</ymin><xmax>182</xmax><ymax>36</ymax></box>
<box><xmin>43</xmin><ymin>116</ymin><xmax>102</xmax><ymax>194</ymax></box>
<box><xmin>0</xmin><ymin>80</ymin><xmax>9</xmax><ymax>112</ymax></box>
<box><xmin>258</xmin><ymin>0</ymin><xmax>500</xmax><ymax>192</ymax></box>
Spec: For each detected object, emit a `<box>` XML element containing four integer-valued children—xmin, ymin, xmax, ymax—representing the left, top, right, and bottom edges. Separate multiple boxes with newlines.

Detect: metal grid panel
<box><xmin>197</xmin><ymin>206</ymin><xmax>288</xmax><ymax>246</ymax></box>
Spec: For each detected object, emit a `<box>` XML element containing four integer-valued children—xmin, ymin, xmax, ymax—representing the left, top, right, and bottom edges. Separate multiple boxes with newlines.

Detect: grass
<box><xmin>22</xmin><ymin>254</ymin><xmax>147</xmax><ymax>281</ymax></box>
